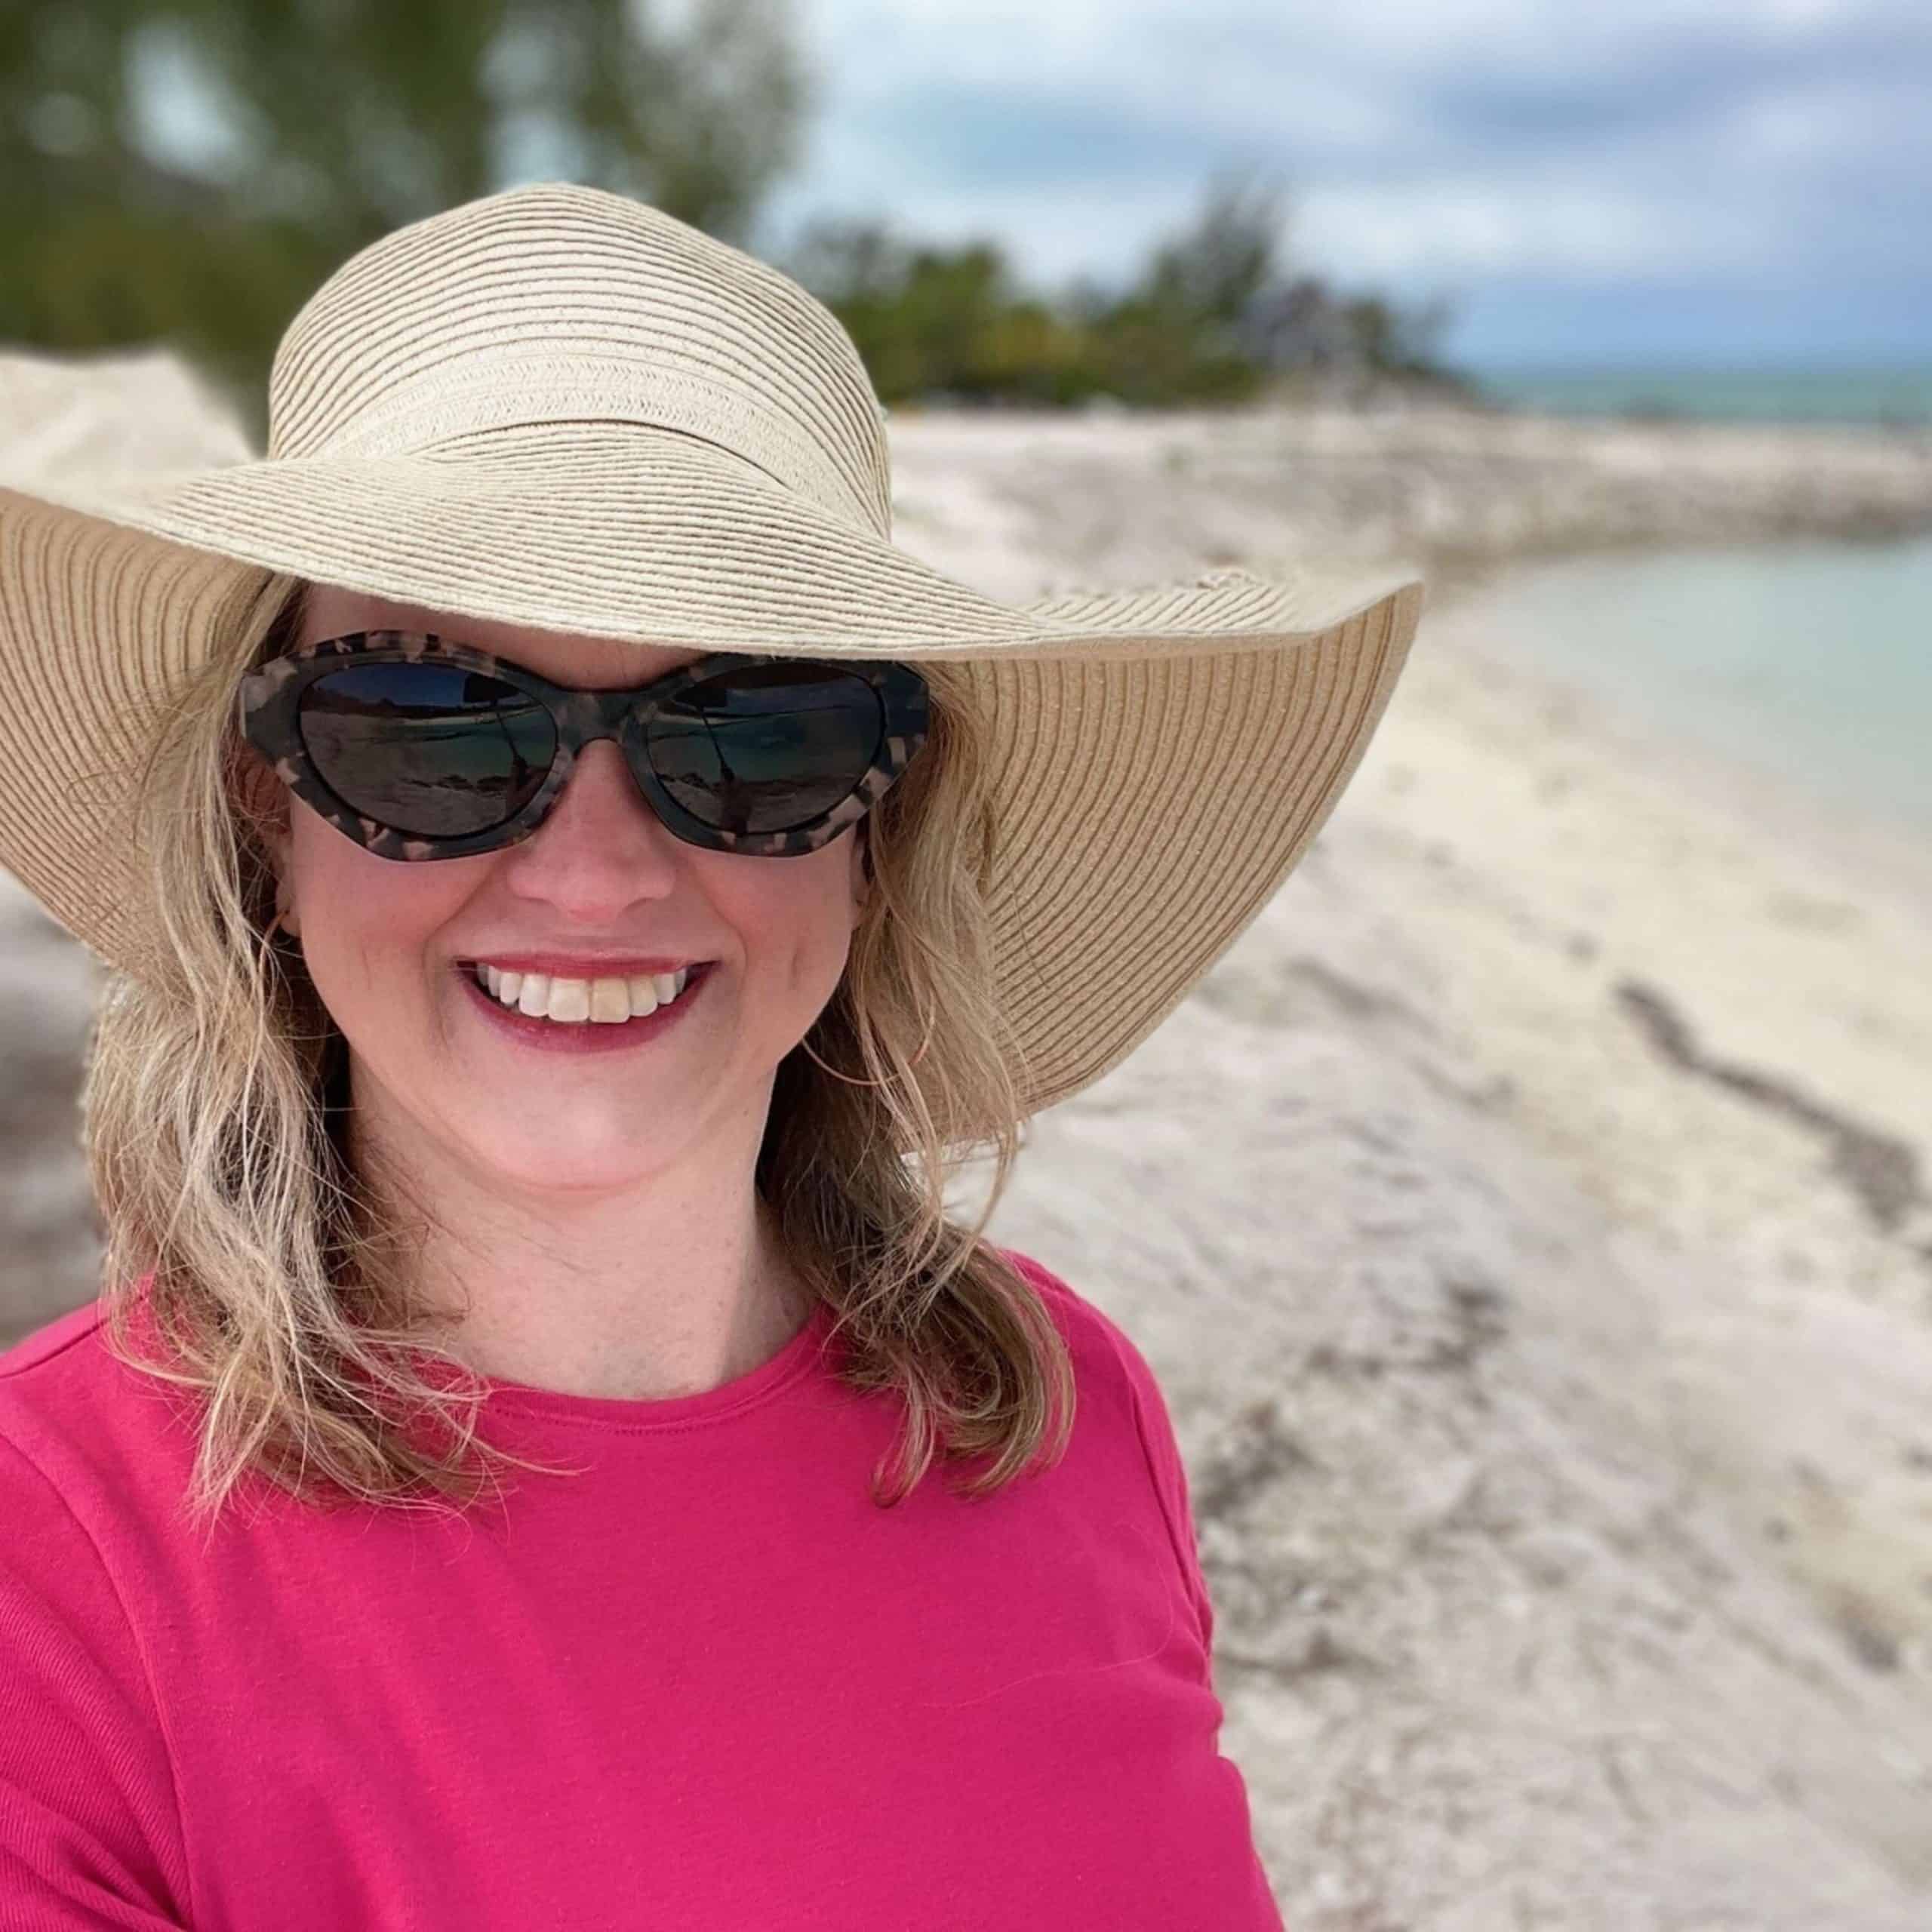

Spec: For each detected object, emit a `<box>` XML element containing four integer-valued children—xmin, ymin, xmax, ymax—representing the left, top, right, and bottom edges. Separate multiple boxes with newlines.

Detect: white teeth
<box><xmin>474</xmin><ymin>963</ymin><xmax>694</xmax><ymax>1024</ymax></box>
<box><xmin>547</xmin><ymin>978</ymin><xmax>592</xmax><ymax>1023</ymax></box>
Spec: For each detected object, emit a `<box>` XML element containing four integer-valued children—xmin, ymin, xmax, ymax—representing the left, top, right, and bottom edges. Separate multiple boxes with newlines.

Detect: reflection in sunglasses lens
<box><xmin>295</xmin><ymin>658</ymin><xmax>884</xmax><ymax>844</ymax></box>
<box><xmin>647</xmin><ymin>663</ymin><xmax>883</xmax><ymax>834</ymax></box>
<box><xmin>299</xmin><ymin>663</ymin><xmax>556</xmax><ymax>838</ymax></box>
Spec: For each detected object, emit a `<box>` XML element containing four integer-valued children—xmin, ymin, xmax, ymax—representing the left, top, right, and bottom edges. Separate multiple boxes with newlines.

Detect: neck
<box><xmin>345</xmin><ymin>1069</ymin><xmax>814</xmax><ymax>1402</ymax></box>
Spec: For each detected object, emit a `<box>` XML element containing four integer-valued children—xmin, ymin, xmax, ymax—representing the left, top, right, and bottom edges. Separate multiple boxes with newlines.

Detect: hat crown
<box><xmin>265</xmin><ymin>181</ymin><xmax>894</xmax><ymax>537</ymax></box>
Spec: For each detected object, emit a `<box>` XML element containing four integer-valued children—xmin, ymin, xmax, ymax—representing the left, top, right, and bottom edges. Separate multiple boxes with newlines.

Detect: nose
<box><xmin>495</xmin><ymin>738</ymin><xmax>683</xmax><ymax>918</ymax></box>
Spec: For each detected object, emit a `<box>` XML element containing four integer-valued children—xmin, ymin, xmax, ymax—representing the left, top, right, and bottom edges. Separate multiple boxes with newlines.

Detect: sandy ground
<box><xmin>5</xmin><ymin>363</ymin><xmax>1932</xmax><ymax>1926</ymax></box>
<box><xmin>890</xmin><ymin>405</ymin><xmax>1932</xmax><ymax>1926</ymax></box>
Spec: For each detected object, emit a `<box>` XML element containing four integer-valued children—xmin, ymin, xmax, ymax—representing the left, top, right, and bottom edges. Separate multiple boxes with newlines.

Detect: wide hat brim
<box><xmin>0</xmin><ymin>352</ymin><xmax>1423</xmax><ymax>1145</ymax></box>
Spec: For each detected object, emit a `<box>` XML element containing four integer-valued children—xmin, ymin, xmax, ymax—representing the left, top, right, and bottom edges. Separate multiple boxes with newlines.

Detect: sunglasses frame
<box><xmin>237</xmin><ymin>629</ymin><xmax>931</xmax><ymax>862</ymax></box>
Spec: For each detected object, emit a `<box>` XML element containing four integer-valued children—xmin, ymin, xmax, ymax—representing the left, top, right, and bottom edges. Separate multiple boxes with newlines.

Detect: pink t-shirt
<box><xmin>0</xmin><ymin>1248</ymin><xmax>1283</xmax><ymax>1930</ymax></box>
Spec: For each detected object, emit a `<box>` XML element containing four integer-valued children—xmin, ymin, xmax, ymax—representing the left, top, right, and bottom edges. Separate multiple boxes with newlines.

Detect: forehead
<box><xmin>298</xmin><ymin>583</ymin><xmax>706</xmax><ymax>688</ymax></box>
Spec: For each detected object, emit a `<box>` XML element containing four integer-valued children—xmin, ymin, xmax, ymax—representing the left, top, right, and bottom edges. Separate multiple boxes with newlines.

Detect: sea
<box><xmin>1432</xmin><ymin>366</ymin><xmax>1932</xmax><ymax>883</ymax></box>
<box><xmin>1465</xmin><ymin>365</ymin><xmax>1932</xmax><ymax>429</ymax></box>
<box><xmin>1435</xmin><ymin>535</ymin><xmax>1932</xmax><ymax>899</ymax></box>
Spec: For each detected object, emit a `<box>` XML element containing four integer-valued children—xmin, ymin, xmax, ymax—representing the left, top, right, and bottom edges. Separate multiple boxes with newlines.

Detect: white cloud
<box><xmin>801</xmin><ymin>0</ymin><xmax>1910</xmax><ymax>88</ymax></box>
<box><xmin>1721</xmin><ymin>75</ymin><xmax>1918</xmax><ymax>162</ymax></box>
<box><xmin>1296</xmin><ymin>177</ymin><xmax>1777</xmax><ymax>283</ymax></box>
<box><xmin>771</xmin><ymin>0</ymin><xmax>1929</xmax><ymax>297</ymax></box>
<box><xmin>132</xmin><ymin>0</ymin><xmax>1932</xmax><ymax>355</ymax></box>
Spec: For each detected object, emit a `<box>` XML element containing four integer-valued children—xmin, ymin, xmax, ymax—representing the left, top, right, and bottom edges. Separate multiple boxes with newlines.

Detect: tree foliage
<box><xmin>2</xmin><ymin>13</ymin><xmax>1460</xmax><ymax>421</ymax></box>
<box><xmin>0</xmin><ymin>0</ymin><xmax>811</xmax><ymax>440</ymax></box>
<box><xmin>780</xmin><ymin>163</ymin><xmax>1464</xmax><ymax>408</ymax></box>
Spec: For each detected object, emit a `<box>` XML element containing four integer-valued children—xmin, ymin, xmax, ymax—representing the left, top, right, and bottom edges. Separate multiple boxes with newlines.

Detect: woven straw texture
<box><xmin>0</xmin><ymin>180</ymin><xmax>1424</xmax><ymax>1142</ymax></box>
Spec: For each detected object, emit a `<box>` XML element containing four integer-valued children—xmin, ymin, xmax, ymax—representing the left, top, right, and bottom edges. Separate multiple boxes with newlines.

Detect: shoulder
<box><xmin>995</xmin><ymin>1244</ymin><xmax>1172</xmax><ymax>1424</ymax></box>
<box><xmin>0</xmin><ymin>1296</ymin><xmax>141</xmax><ymax>1655</ymax></box>
<box><xmin>0</xmin><ymin>1278</ymin><xmax>199</xmax><ymax>1543</ymax></box>
<box><xmin>993</xmin><ymin>1244</ymin><xmax>1192</xmax><ymax>1512</ymax></box>
<box><xmin>1</xmin><ymin>1289</ymin><xmax>115</xmax><ymax>1387</ymax></box>
<box><xmin>0</xmin><ymin>1272</ymin><xmax>182</xmax><ymax>1414</ymax></box>
<box><xmin>0</xmin><ymin>1294</ymin><xmax>194</xmax><ymax>1924</ymax></box>
<box><xmin>0</xmin><ymin>1291</ymin><xmax>117</xmax><ymax>1451</ymax></box>
<box><xmin>995</xmin><ymin>1244</ymin><xmax>1216</xmax><ymax>1646</ymax></box>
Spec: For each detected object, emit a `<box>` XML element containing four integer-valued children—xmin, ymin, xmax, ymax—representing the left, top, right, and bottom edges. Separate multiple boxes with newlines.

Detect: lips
<box><xmin>456</xmin><ymin>956</ymin><xmax>715</xmax><ymax>1054</ymax></box>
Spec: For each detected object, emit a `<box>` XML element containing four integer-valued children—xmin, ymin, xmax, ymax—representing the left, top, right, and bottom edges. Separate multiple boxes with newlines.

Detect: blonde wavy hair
<box><xmin>80</xmin><ymin>571</ymin><xmax>1075</xmax><ymax>1526</ymax></box>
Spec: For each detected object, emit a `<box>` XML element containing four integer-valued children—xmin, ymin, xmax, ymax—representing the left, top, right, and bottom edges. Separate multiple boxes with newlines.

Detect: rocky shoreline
<box><xmin>884</xmin><ymin>397</ymin><xmax>1932</xmax><ymax>610</ymax></box>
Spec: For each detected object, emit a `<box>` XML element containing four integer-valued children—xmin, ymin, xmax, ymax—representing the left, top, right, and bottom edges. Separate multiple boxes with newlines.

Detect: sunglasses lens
<box><xmin>646</xmin><ymin>662</ymin><xmax>885</xmax><ymax>835</ymax></box>
<box><xmin>297</xmin><ymin>663</ymin><xmax>557</xmax><ymax>838</ymax></box>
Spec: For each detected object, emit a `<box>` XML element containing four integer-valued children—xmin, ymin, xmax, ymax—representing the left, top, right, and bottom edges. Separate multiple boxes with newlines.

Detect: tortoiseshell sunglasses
<box><xmin>238</xmin><ymin>630</ymin><xmax>931</xmax><ymax>862</ymax></box>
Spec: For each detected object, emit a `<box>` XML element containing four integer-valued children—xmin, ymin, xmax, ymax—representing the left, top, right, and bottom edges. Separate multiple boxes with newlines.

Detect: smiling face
<box><xmin>249</xmin><ymin>584</ymin><xmax>872</xmax><ymax>1197</ymax></box>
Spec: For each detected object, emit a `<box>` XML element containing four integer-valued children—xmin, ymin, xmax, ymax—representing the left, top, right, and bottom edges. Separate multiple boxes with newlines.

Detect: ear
<box><xmin>232</xmin><ymin>743</ymin><xmax>298</xmax><ymax>928</ymax></box>
<box><xmin>233</xmin><ymin>742</ymin><xmax>290</xmax><ymax>852</ymax></box>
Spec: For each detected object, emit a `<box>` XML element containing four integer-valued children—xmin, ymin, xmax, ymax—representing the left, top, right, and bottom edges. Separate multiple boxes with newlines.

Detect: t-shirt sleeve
<box><xmin>1095</xmin><ymin>1306</ymin><xmax>1219</xmax><ymax>1658</ymax></box>
<box><xmin>0</xmin><ymin>1425</ymin><xmax>192</xmax><ymax>1929</ymax></box>
<box><xmin>1002</xmin><ymin>1250</ymin><xmax>1219</xmax><ymax>1657</ymax></box>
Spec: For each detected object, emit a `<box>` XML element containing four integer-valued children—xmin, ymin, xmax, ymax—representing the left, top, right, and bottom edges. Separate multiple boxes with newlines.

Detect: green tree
<box><xmin>1080</xmin><ymin>165</ymin><xmax>1291</xmax><ymax>405</ymax></box>
<box><xmin>1339</xmin><ymin>291</ymin><xmax>1457</xmax><ymax>379</ymax></box>
<box><xmin>782</xmin><ymin>217</ymin><xmax>1063</xmax><ymax>402</ymax></box>
<box><xmin>1134</xmin><ymin>164</ymin><xmax>1286</xmax><ymax>332</ymax></box>
<box><xmin>1088</xmin><ymin>163</ymin><xmax>1463</xmax><ymax>401</ymax></box>
<box><xmin>0</xmin><ymin>0</ymin><xmax>812</xmax><ymax>441</ymax></box>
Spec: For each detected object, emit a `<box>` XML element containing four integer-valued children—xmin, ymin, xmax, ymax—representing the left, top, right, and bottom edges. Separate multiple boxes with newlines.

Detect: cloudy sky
<box><xmin>747</xmin><ymin>0</ymin><xmax>1931</xmax><ymax>368</ymax></box>
<box><xmin>134</xmin><ymin>0</ymin><xmax>1928</xmax><ymax>371</ymax></box>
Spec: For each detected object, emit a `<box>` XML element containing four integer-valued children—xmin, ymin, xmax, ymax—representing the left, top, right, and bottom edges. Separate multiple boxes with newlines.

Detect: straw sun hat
<box><xmin>0</xmin><ymin>179</ymin><xmax>1423</xmax><ymax>1139</ymax></box>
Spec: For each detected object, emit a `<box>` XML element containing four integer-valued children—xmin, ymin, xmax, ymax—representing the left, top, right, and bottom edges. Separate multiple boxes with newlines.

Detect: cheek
<box><xmin>286</xmin><ymin>817</ymin><xmax>469</xmax><ymax>994</ymax></box>
<box><xmin>706</xmin><ymin>843</ymin><xmax>862</xmax><ymax>992</ymax></box>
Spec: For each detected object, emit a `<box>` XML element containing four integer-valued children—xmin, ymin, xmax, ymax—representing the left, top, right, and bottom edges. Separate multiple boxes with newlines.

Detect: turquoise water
<box><xmin>1465</xmin><ymin>367</ymin><xmax>1932</xmax><ymax>428</ymax></box>
<box><xmin>1441</xmin><ymin>537</ymin><xmax>1932</xmax><ymax>843</ymax></box>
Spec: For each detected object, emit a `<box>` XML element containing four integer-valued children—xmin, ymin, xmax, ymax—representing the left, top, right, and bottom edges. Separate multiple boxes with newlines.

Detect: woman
<box><xmin>0</xmin><ymin>182</ymin><xmax>1423</xmax><ymax>1927</ymax></box>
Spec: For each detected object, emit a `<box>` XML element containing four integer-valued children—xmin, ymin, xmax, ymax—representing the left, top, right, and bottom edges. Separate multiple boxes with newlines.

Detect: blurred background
<box><xmin>4</xmin><ymin>3</ymin><xmax>1930</xmax><ymax>1927</ymax></box>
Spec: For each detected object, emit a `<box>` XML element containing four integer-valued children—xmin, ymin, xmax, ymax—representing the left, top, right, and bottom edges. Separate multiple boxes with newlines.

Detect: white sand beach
<box><xmin>888</xmin><ymin>402</ymin><xmax>1932</xmax><ymax>1927</ymax></box>
<box><xmin>4</xmin><ymin>360</ymin><xmax>1931</xmax><ymax>1926</ymax></box>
